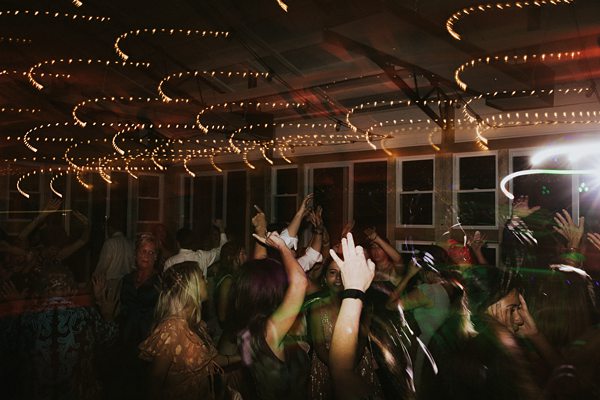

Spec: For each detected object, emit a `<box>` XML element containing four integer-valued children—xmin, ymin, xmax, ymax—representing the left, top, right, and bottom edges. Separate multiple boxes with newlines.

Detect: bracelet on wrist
<box><xmin>340</xmin><ymin>288</ymin><xmax>366</xmax><ymax>301</ymax></box>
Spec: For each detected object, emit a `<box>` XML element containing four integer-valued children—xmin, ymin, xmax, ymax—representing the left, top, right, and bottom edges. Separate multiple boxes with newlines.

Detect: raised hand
<box><xmin>213</xmin><ymin>219</ymin><xmax>225</xmax><ymax>233</ymax></box>
<box><xmin>468</xmin><ymin>230</ymin><xmax>486</xmax><ymax>253</ymax></box>
<box><xmin>308</xmin><ymin>206</ymin><xmax>324</xmax><ymax>229</ymax></box>
<box><xmin>364</xmin><ymin>227</ymin><xmax>377</xmax><ymax>241</ymax></box>
<box><xmin>487</xmin><ymin>301</ymin><xmax>513</xmax><ymax>330</ymax></box>
<box><xmin>0</xmin><ymin>280</ymin><xmax>25</xmax><ymax>301</ymax></box>
<box><xmin>512</xmin><ymin>195</ymin><xmax>541</xmax><ymax>219</ymax></box>
<box><xmin>341</xmin><ymin>220</ymin><xmax>355</xmax><ymax>238</ymax></box>
<box><xmin>515</xmin><ymin>294</ymin><xmax>538</xmax><ymax>337</ymax></box>
<box><xmin>251</xmin><ymin>205</ymin><xmax>267</xmax><ymax>236</ymax></box>
<box><xmin>329</xmin><ymin>233</ymin><xmax>375</xmax><ymax>292</ymax></box>
<box><xmin>253</xmin><ymin>231</ymin><xmax>287</xmax><ymax>252</ymax></box>
<box><xmin>553</xmin><ymin>209</ymin><xmax>584</xmax><ymax>249</ymax></box>
<box><xmin>587</xmin><ymin>232</ymin><xmax>600</xmax><ymax>251</ymax></box>
<box><xmin>300</xmin><ymin>193</ymin><xmax>314</xmax><ymax>213</ymax></box>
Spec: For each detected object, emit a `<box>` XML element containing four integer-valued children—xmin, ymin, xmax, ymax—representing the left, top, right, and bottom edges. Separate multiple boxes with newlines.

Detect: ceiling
<box><xmin>1</xmin><ymin>0</ymin><xmax>600</xmax><ymax>179</ymax></box>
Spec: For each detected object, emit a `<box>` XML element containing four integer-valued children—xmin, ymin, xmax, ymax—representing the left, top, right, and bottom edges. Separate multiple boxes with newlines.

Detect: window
<box><xmin>509</xmin><ymin>149</ymin><xmax>600</xmax><ymax>232</ymax></box>
<box><xmin>397</xmin><ymin>157</ymin><xmax>434</xmax><ymax>226</ymax></box>
<box><xmin>271</xmin><ymin>167</ymin><xmax>298</xmax><ymax>224</ymax></box>
<box><xmin>306</xmin><ymin>160</ymin><xmax>387</xmax><ymax>239</ymax></box>
<box><xmin>455</xmin><ymin>153</ymin><xmax>497</xmax><ymax>227</ymax></box>
<box><xmin>137</xmin><ymin>174</ymin><xmax>163</xmax><ymax>223</ymax></box>
<box><xmin>180</xmin><ymin>171</ymin><xmax>245</xmax><ymax>240</ymax></box>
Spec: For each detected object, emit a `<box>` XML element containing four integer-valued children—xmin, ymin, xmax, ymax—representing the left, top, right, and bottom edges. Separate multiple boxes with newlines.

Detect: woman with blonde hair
<box><xmin>139</xmin><ymin>261</ymin><xmax>238</xmax><ymax>400</ymax></box>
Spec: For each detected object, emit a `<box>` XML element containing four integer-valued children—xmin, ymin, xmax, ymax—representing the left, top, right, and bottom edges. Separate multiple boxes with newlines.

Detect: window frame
<box><xmin>453</xmin><ymin>151</ymin><xmax>499</xmax><ymax>229</ymax></box>
<box><xmin>509</xmin><ymin>148</ymin><xmax>581</xmax><ymax>219</ymax></box>
<box><xmin>270</xmin><ymin>165</ymin><xmax>298</xmax><ymax>224</ymax></box>
<box><xmin>304</xmin><ymin>158</ymin><xmax>388</xmax><ymax>225</ymax></box>
<box><xmin>135</xmin><ymin>172</ymin><xmax>164</xmax><ymax>224</ymax></box>
<box><xmin>396</xmin><ymin>155</ymin><xmax>435</xmax><ymax>228</ymax></box>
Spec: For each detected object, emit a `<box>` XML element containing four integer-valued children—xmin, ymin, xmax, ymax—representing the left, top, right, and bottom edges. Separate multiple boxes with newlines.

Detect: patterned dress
<box><xmin>139</xmin><ymin>317</ymin><xmax>223</xmax><ymax>400</ymax></box>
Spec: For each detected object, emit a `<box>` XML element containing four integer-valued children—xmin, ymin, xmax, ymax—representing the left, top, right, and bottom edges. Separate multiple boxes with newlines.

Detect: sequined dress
<box><xmin>139</xmin><ymin>317</ymin><xmax>223</xmax><ymax>400</ymax></box>
<box><xmin>309</xmin><ymin>300</ymin><xmax>381</xmax><ymax>400</ymax></box>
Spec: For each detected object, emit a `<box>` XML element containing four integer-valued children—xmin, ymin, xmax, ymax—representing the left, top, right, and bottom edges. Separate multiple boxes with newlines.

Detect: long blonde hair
<box><xmin>154</xmin><ymin>261</ymin><xmax>206</xmax><ymax>329</ymax></box>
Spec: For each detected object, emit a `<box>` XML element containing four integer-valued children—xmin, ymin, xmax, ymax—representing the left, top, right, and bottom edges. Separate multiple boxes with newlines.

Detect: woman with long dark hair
<box><xmin>232</xmin><ymin>232</ymin><xmax>309</xmax><ymax>400</ymax></box>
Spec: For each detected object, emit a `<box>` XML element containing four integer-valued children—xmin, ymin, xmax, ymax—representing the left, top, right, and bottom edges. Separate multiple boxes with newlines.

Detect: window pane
<box><xmin>313</xmin><ymin>167</ymin><xmax>347</xmax><ymax>241</ymax></box>
<box><xmin>459</xmin><ymin>156</ymin><xmax>496</xmax><ymax>190</ymax></box>
<box><xmin>457</xmin><ymin>192</ymin><xmax>496</xmax><ymax>226</ymax></box>
<box><xmin>139</xmin><ymin>175</ymin><xmax>159</xmax><ymax>197</ymax></box>
<box><xmin>403</xmin><ymin>159</ymin><xmax>433</xmax><ymax>191</ymax></box>
<box><xmin>215</xmin><ymin>175</ymin><xmax>224</xmax><ymax>219</ymax></box>
<box><xmin>275</xmin><ymin>196</ymin><xmax>297</xmax><ymax>224</ymax></box>
<box><xmin>227</xmin><ymin>171</ymin><xmax>246</xmax><ymax>241</ymax></box>
<box><xmin>193</xmin><ymin>176</ymin><xmax>215</xmax><ymax>234</ymax></box>
<box><xmin>354</xmin><ymin>162</ymin><xmax>387</xmax><ymax>233</ymax></box>
<box><xmin>138</xmin><ymin>199</ymin><xmax>160</xmax><ymax>221</ymax></box>
<box><xmin>401</xmin><ymin>193</ymin><xmax>433</xmax><ymax>225</ymax></box>
<box><xmin>512</xmin><ymin>156</ymin><xmax>571</xmax><ymax>215</ymax></box>
<box><xmin>579</xmin><ymin>177</ymin><xmax>600</xmax><ymax>232</ymax></box>
<box><xmin>276</xmin><ymin>169</ymin><xmax>297</xmax><ymax>195</ymax></box>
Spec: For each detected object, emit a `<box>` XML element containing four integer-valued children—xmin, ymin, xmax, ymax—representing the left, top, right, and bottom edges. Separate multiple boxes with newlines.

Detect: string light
<box><xmin>209</xmin><ymin>155</ymin><xmax>223</xmax><ymax>173</ymax></box>
<box><xmin>71</xmin><ymin>0</ymin><xmax>83</xmax><ymax>7</ymax></box>
<box><xmin>158</xmin><ymin>70</ymin><xmax>270</xmax><ymax>102</ymax></box>
<box><xmin>455</xmin><ymin>51</ymin><xmax>581</xmax><ymax>91</ymax></box>
<box><xmin>183</xmin><ymin>157</ymin><xmax>196</xmax><ymax>177</ymax></box>
<box><xmin>260</xmin><ymin>147</ymin><xmax>274</xmax><ymax>165</ymax></box>
<box><xmin>50</xmin><ymin>173</ymin><xmax>64</xmax><ymax>198</ymax></box>
<box><xmin>114</xmin><ymin>28</ymin><xmax>229</xmax><ymax>61</ymax></box>
<box><xmin>0</xmin><ymin>9</ymin><xmax>110</xmax><ymax>22</ymax></box>
<box><xmin>196</xmin><ymin>100</ymin><xmax>306</xmax><ymax>134</ymax></box>
<box><xmin>28</xmin><ymin>58</ymin><xmax>150</xmax><ymax>91</ymax></box>
<box><xmin>242</xmin><ymin>150</ymin><xmax>256</xmax><ymax>170</ymax></box>
<box><xmin>276</xmin><ymin>0</ymin><xmax>289</xmax><ymax>12</ymax></box>
<box><xmin>0</xmin><ymin>36</ymin><xmax>32</xmax><ymax>44</ymax></box>
<box><xmin>278</xmin><ymin>148</ymin><xmax>293</xmax><ymax>164</ymax></box>
<box><xmin>76</xmin><ymin>171</ymin><xmax>92</xmax><ymax>190</ymax></box>
<box><xmin>73</xmin><ymin>96</ymin><xmax>190</xmax><ymax>127</ymax></box>
<box><xmin>446</xmin><ymin>0</ymin><xmax>575</xmax><ymax>41</ymax></box>
<box><xmin>0</xmin><ymin>106</ymin><xmax>40</xmax><ymax>114</ymax></box>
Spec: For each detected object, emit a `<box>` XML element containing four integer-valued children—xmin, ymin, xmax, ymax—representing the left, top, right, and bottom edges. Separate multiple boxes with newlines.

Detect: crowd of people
<box><xmin>1</xmin><ymin>193</ymin><xmax>600</xmax><ymax>400</ymax></box>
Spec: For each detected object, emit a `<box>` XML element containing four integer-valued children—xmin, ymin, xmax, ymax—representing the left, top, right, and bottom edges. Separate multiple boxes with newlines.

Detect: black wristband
<box><xmin>340</xmin><ymin>289</ymin><xmax>366</xmax><ymax>301</ymax></box>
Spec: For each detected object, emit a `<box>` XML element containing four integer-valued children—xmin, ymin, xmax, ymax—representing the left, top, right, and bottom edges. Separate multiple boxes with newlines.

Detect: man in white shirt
<box><xmin>163</xmin><ymin>220</ymin><xmax>227</xmax><ymax>277</ymax></box>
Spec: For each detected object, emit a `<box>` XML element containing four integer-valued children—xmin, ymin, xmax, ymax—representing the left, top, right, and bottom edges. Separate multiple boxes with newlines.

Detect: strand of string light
<box><xmin>23</xmin><ymin>121</ymin><xmax>137</xmax><ymax>153</ymax></box>
<box><xmin>446</xmin><ymin>0</ymin><xmax>575</xmax><ymax>41</ymax></box>
<box><xmin>16</xmin><ymin>167</ymin><xmax>72</xmax><ymax>198</ymax></box>
<box><xmin>1</xmin><ymin>106</ymin><xmax>40</xmax><ymax>114</ymax></box>
<box><xmin>0</xmin><ymin>36</ymin><xmax>32</xmax><ymax>44</ymax></box>
<box><xmin>196</xmin><ymin>100</ymin><xmax>306</xmax><ymax>133</ymax></box>
<box><xmin>28</xmin><ymin>58</ymin><xmax>150</xmax><ymax>90</ymax></box>
<box><xmin>276</xmin><ymin>0</ymin><xmax>289</xmax><ymax>12</ymax></box>
<box><xmin>455</xmin><ymin>51</ymin><xmax>581</xmax><ymax>91</ymax></box>
<box><xmin>114</xmin><ymin>28</ymin><xmax>229</xmax><ymax>61</ymax></box>
<box><xmin>49</xmin><ymin>173</ymin><xmax>65</xmax><ymax>198</ymax></box>
<box><xmin>71</xmin><ymin>0</ymin><xmax>83</xmax><ymax>7</ymax></box>
<box><xmin>0</xmin><ymin>9</ymin><xmax>109</xmax><ymax>22</ymax></box>
<box><xmin>73</xmin><ymin>96</ymin><xmax>188</xmax><ymax>127</ymax></box>
<box><xmin>1</xmin><ymin>70</ymin><xmax>71</xmax><ymax>79</ymax></box>
<box><xmin>158</xmin><ymin>70</ymin><xmax>270</xmax><ymax>102</ymax></box>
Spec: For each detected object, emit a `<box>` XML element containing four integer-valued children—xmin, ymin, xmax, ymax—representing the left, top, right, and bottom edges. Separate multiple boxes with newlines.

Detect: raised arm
<box><xmin>57</xmin><ymin>211</ymin><xmax>90</xmax><ymax>261</ymax></box>
<box><xmin>329</xmin><ymin>233</ymin><xmax>375</xmax><ymax>400</ymax></box>
<box><xmin>385</xmin><ymin>259</ymin><xmax>421</xmax><ymax>310</ymax></box>
<box><xmin>553</xmin><ymin>209</ymin><xmax>585</xmax><ymax>266</ymax></box>
<box><xmin>286</xmin><ymin>193</ymin><xmax>313</xmax><ymax>238</ymax></box>
<box><xmin>364</xmin><ymin>226</ymin><xmax>402</xmax><ymax>266</ymax></box>
<box><xmin>18</xmin><ymin>198</ymin><xmax>62</xmax><ymax>241</ymax></box>
<box><xmin>253</xmin><ymin>232</ymin><xmax>308</xmax><ymax>355</ymax></box>
<box><xmin>251</xmin><ymin>205</ymin><xmax>268</xmax><ymax>260</ymax></box>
